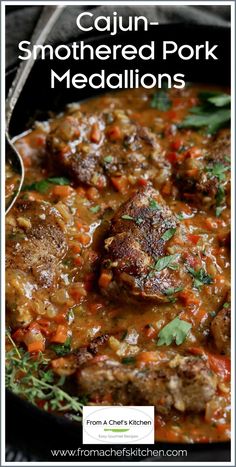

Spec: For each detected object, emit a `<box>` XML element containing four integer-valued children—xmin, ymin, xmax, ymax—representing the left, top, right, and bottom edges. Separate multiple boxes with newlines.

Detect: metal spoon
<box><xmin>5</xmin><ymin>5</ymin><xmax>65</xmax><ymax>214</ymax></box>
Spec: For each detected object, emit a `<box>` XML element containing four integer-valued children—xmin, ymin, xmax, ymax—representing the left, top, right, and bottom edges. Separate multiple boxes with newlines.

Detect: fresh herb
<box><xmin>150</xmin><ymin>90</ymin><xmax>172</xmax><ymax>111</ymax></box>
<box><xmin>90</xmin><ymin>205</ymin><xmax>101</xmax><ymax>213</ymax></box>
<box><xmin>164</xmin><ymin>286</ymin><xmax>183</xmax><ymax>296</ymax></box>
<box><xmin>6</xmin><ymin>341</ymin><xmax>84</xmax><ymax>421</ymax></box>
<box><xmin>103</xmin><ymin>156</ymin><xmax>113</xmax><ymax>163</ymax></box>
<box><xmin>187</xmin><ymin>267</ymin><xmax>213</xmax><ymax>290</ymax></box>
<box><xmin>215</xmin><ymin>206</ymin><xmax>225</xmax><ymax>217</ymax></box>
<box><xmin>152</xmin><ymin>254</ymin><xmax>179</xmax><ymax>272</ymax></box>
<box><xmin>157</xmin><ymin>316</ymin><xmax>192</xmax><ymax>346</ymax></box>
<box><xmin>149</xmin><ymin>199</ymin><xmax>161</xmax><ymax>210</ymax></box>
<box><xmin>121</xmin><ymin>215</ymin><xmax>134</xmax><ymax>221</ymax></box>
<box><xmin>164</xmin><ymin>287</ymin><xmax>183</xmax><ymax>303</ymax></box>
<box><xmin>23</xmin><ymin>177</ymin><xmax>70</xmax><ymax>193</ymax></box>
<box><xmin>176</xmin><ymin>212</ymin><xmax>185</xmax><ymax>220</ymax></box>
<box><xmin>121</xmin><ymin>214</ymin><xmax>143</xmax><ymax>225</ymax></box>
<box><xmin>50</xmin><ymin>337</ymin><xmax>71</xmax><ymax>356</ymax></box>
<box><xmin>206</xmin><ymin>163</ymin><xmax>229</xmax><ymax>182</ymax></box>
<box><xmin>216</xmin><ymin>185</ymin><xmax>225</xmax><ymax>205</ymax></box>
<box><xmin>47</xmin><ymin>177</ymin><xmax>70</xmax><ymax>185</ymax></box>
<box><xmin>223</xmin><ymin>302</ymin><xmax>230</xmax><ymax>309</ymax></box>
<box><xmin>122</xmin><ymin>356</ymin><xmax>136</xmax><ymax>364</ymax></box>
<box><xmin>179</xmin><ymin>91</ymin><xmax>231</xmax><ymax>134</ymax></box>
<box><xmin>161</xmin><ymin>228</ymin><xmax>176</xmax><ymax>242</ymax></box>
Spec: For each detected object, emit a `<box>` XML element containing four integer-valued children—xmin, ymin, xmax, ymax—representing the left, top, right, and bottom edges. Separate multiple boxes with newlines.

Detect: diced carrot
<box><xmin>106</xmin><ymin>125</ymin><xmax>122</xmax><ymax>141</ymax></box>
<box><xmin>90</xmin><ymin>123</ymin><xmax>101</xmax><ymax>143</ymax></box>
<box><xmin>36</xmin><ymin>319</ymin><xmax>52</xmax><ymax>336</ymax></box>
<box><xmin>166</xmin><ymin>152</ymin><xmax>178</xmax><ymax>164</ymax></box>
<box><xmin>92</xmin><ymin>354</ymin><xmax>108</xmax><ymax>363</ymax></box>
<box><xmin>50</xmin><ymin>324</ymin><xmax>68</xmax><ymax>344</ymax></box>
<box><xmin>138</xmin><ymin>178</ymin><xmax>148</xmax><ymax>187</ymax></box>
<box><xmin>73</xmin><ymin>255</ymin><xmax>84</xmax><ymax>266</ymax></box>
<box><xmin>70</xmin><ymin>283</ymin><xmax>87</xmax><ymax>301</ymax></box>
<box><xmin>205</xmin><ymin>217</ymin><xmax>218</xmax><ymax>231</ymax></box>
<box><xmin>186</xmin><ymin>168</ymin><xmax>199</xmax><ymax>177</ymax></box>
<box><xmin>76</xmin><ymin>220</ymin><xmax>83</xmax><ymax>230</ymax></box>
<box><xmin>187</xmin><ymin>234</ymin><xmax>200</xmax><ymax>245</ymax></box>
<box><xmin>53</xmin><ymin>185</ymin><xmax>73</xmax><ymax>197</ymax></box>
<box><xmin>88</xmin><ymin>302</ymin><xmax>104</xmax><ymax>314</ymax></box>
<box><xmin>171</xmin><ymin>138</ymin><xmax>183</xmax><ymax>151</ymax></box>
<box><xmin>165</xmin><ymin>110</ymin><xmax>177</xmax><ymax>120</ymax></box>
<box><xmin>137</xmin><ymin>351</ymin><xmax>160</xmax><ymax>365</ymax></box>
<box><xmin>27</xmin><ymin>341</ymin><xmax>45</xmax><ymax>353</ymax></box>
<box><xmin>35</xmin><ymin>135</ymin><xmax>46</xmax><ymax>146</ymax></box>
<box><xmin>86</xmin><ymin>187</ymin><xmax>99</xmax><ymax>201</ymax></box>
<box><xmin>193</xmin><ymin>308</ymin><xmax>208</xmax><ymax>324</ymax></box>
<box><xmin>162</xmin><ymin>181</ymin><xmax>172</xmax><ymax>195</ymax></box>
<box><xmin>76</xmin><ymin>187</ymin><xmax>86</xmax><ymax>197</ymax></box>
<box><xmin>99</xmin><ymin>271</ymin><xmax>112</xmax><ymax>289</ymax></box>
<box><xmin>216</xmin><ymin>423</ymin><xmax>230</xmax><ymax>433</ymax></box>
<box><xmin>111</xmin><ymin>176</ymin><xmax>129</xmax><ymax>193</ymax></box>
<box><xmin>12</xmin><ymin>328</ymin><xmax>26</xmax><ymax>342</ymax></box>
<box><xmin>208</xmin><ymin>354</ymin><xmax>231</xmax><ymax>382</ymax></box>
<box><xmin>179</xmin><ymin>290</ymin><xmax>200</xmax><ymax>306</ymax></box>
<box><xmin>71</xmin><ymin>244</ymin><xmax>81</xmax><ymax>254</ymax></box>
<box><xmin>78</xmin><ymin>232</ymin><xmax>90</xmax><ymax>245</ymax></box>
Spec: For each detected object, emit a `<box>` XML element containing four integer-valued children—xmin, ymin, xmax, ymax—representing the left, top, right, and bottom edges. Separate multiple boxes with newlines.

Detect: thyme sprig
<box><xmin>6</xmin><ymin>334</ymin><xmax>84</xmax><ymax>422</ymax></box>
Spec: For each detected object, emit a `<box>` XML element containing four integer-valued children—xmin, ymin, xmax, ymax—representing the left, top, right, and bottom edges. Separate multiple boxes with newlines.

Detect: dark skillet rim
<box><xmin>5</xmin><ymin>22</ymin><xmax>231</xmax><ymax>455</ymax></box>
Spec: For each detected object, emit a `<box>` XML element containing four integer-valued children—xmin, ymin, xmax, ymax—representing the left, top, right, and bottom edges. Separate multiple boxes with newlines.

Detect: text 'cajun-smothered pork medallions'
<box><xmin>46</xmin><ymin>108</ymin><xmax>168</xmax><ymax>187</ymax></box>
<box><xmin>6</xmin><ymin>200</ymin><xmax>68</xmax><ymax>327</ymax></box>
<box><xmin>175</xmin><ymin>129</ymin><xmax>230</xmax><ymax>209</ymax></box>
<box><xmin>77</xmin><ymin>355</ymin><xmax>217</xmax><ymax>414</ymax></box>
<box><xmin>99</xmin><ymin>185</ymin><xmax>192</xmax><ymax>302</ymax></box>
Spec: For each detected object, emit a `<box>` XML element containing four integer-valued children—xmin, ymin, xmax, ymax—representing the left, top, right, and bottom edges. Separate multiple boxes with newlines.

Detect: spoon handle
<box><xmin>6</xmin><ymin>5</ymin><xmax>65</xmax><ymax>130</ymax></box>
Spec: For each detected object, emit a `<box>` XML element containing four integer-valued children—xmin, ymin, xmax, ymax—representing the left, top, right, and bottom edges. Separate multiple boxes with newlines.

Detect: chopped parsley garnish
<box><xmin>187</xmin><ymin>267</ymin><xmax>213</xmax><ymax>290</ymax></box>
<box><xmin>176</xmin><ymin>212</ymin><xmax>185</xmax><ymax>220</ymax></box>
<box><xmin>164</xmin><ymin>286</ymin><xmax>183</xmax><ymax>296</ymax></box>
<box><xmin>150</xmin><ymin>90</ymin><xmax>172</xmax><ymax>111</ymax></box>
<box><xmin>90</xmin><ymin>205</ymin><xmax>101</xmax><ymax>213</ymax></box>
<box><xmin>122</xmin><ymin>356</ymin><xmax>136</xmax><ymax>364</ymax></box>
<box><xmin>179</xmin><ymin>91</ymin><xmax>230</xmax><ymax>134</ymax></box>
<box><xmin>149</xmin><ymin>199</ymin><xmax>161</xmax><ymax>210</ymax></box>
<box><xmin>50</xmin><ymin>337</ymin><xmax>71</xmax><ymax>356</ymax></box>
<box><xmin>223</xmin><ymin>302</ymin><xmax>230</xmax><ymax>309</ymax></box>
<box><xmin>206</xmin><ymin>163</ymin><xmax>229</xmax><ymax>182</ymax></box>
<box><xmin>161</xmin><ymin>228</ymin><xmax>176</xmax><ymax>242</ymax></box>
<box><xmin>121</xmin><ymin>214</ymin><xmax>143</xmax><ymax>225</ymax></box>
<box><xmin>152</xmin><ymin>254</ymin><xmax>179</xmax><ymax>272</ymax></box>
<box><xmin>104</xmin><ymin>156</ymin><xmax>113</xmax><ymax>163</ymax></box>
<box><xmin>157</xmin><ymin>316</ymin><xmax>192</xmax><ymax>346</ymax></box>
<box><xmin>23</xmin><ymin>177</ymin><xmax>70</xmax><ymax>193</ymax></box>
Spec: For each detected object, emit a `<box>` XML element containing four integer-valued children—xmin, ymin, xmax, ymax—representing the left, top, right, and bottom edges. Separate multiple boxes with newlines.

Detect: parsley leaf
<box><xmin>47</xmin><ymin>177</ymin><xmax>70</xmax><ymax>185</ymax></box>
<box><xmin>121</xmin><ymin>215</ymin><xmax>134</xmax><ymax>221</ymax></box>
<box><xmin>90</xmin><ymin>205</ymin><xmax>100</xmax><ymax>213</ymax></box>
<box><xmin>121</xmin><ymin>214</ymin><xmax>143</xmax><ymax>225</ymax></box>
<box><xmin>50</xmin><ymin>337</ymin><xmax>71</xmax><ymax>356</ymax></box>
<box><xmin>23</xmin><ymin>177</ymin><xmax>70</xmax><ymax>193</ymax></box>
<box><xmin>153</xmin><ymin>254</ymin><xmax>179</xmax><ymax>272</ymax></box>
<box><xmin>206</xmin><ymin>163</ymin><xmax>229</xmax><ymax>182</ymax></box>
<box><xmin>179</xmin><ymin>91</ymin><xmax>231</xmax><ymax>134</ymax></box>
<box><xmin>161</xmin><ymin>228</ymin><xmax>176</xmax><ymax>242</ymax></box>
<box><xmin>150</xmin><ymin>90</ymin><xmax>172</xmax><ymax>111</ymax></box>
<box><xmin>157</xmin><ymin>316</ymin><xmax>192</xmax><ymax>346</ymax></box>
<box><xmin>187</xmin><ymin>267</ymin><xmax>213</xmax><ymax>290</ymax></box>
<box><xmin>149</xmin><ymin>199</ymin><xmax>161</xmax><ymax>210</ymax></box>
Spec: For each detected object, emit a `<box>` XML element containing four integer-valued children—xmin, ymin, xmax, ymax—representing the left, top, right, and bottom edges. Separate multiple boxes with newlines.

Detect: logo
<box><xmin>83</xmin><ymin>406</ymin><xmax>154</xmax><ymax>444</ymax></box>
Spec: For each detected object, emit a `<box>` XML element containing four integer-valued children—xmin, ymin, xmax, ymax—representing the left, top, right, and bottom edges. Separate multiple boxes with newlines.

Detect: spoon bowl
<box><xmin>5</xmin><ymin>5</ymin><xmax>64</xmax><ymax>214</ymax></box>
<box><xmin>5</xmin><ymin>134</ymin><xmax>25</xmax><ymax>214</ymax></box>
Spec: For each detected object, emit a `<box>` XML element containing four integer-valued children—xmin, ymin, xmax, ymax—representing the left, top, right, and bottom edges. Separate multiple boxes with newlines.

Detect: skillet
<box><xmin>5</xmin><ymin>24</ymin><xmax>231</xmax><ymax>462</ymax></box>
